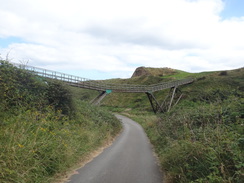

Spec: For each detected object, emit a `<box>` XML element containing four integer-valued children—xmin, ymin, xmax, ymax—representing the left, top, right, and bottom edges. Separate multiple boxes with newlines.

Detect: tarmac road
<box><xmin>66</xmin><ymin>114</ymin><xmax>163</xmax><ymax>183</ymax></box>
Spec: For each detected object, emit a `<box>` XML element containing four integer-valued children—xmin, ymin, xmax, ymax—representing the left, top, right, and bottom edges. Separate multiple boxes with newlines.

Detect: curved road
<box><xmin>66</xmin><ymin>114</ymin><xmax>163</xmax><ymax>183</ymax></box>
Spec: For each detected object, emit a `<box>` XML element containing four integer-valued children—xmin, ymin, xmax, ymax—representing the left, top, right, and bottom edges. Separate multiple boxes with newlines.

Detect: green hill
<box><xmin>99</xmin><ymin>67</ymin><xmax>221</xmax><ymax>112</ymax></box>
<box><xmin>101</xmin><ymin>67</ymin><xmax>244</xmax><ymax>182</ymax></box>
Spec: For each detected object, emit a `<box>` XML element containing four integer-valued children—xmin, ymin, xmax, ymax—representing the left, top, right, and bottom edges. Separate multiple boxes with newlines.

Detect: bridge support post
<box><xmin>146</xmin><ymin>87</ymin><xmax>183</xmax><ymax>114</ymax></box>
<box><xmin>90</xmin><ymin>91</ymin><xmax>106</xmax><ymax>105</ymax></box>
<box><xmin>168</xmin><ymin>86</ymin><xmax>177</xmax><ymax>112</ymax></box>
<box><xmin>146</xmin><ymin>92</ymin><xmax>163</xmax><ymax>114</ymax></box>
<box><xmin>163</xmin><ymin>87</ymin><xmax>183</xmax><ymax>112</ymax></box>
<box><xmin>90</xmin><ymin>90</ymin><xmax>112</xmax><ymax>105</ymax></box>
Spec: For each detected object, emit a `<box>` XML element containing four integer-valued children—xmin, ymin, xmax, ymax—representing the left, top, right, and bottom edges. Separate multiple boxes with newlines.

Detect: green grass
<box><xmin>105</xmin><ymin>68</ymin><xmax>244</xmax><ymax>182</ymax></box>
<box><xmin>127</xmin><ymin>98</ymin><xmax>243</xmax><ymax>182</ymax></box>
<box><xmin>161</xmin><ymin>70</ymin><xmax>214</xmax><ymax>80</ymax></box>
<box><xmin>0</xmin><ymin>103</ymin><xmax>121</xmax><ymax>183</ymax></box>
<box><xmin>0</xmin><ymin>61</ymin><xmax>121</xmax><ymax>183</ymax></box>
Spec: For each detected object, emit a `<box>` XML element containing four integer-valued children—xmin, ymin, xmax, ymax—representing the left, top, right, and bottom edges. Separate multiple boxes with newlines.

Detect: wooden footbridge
<box><xmin>12</xmin><ymin>62</ymin><xmax>194</xmax><ymax>113</ymax></box>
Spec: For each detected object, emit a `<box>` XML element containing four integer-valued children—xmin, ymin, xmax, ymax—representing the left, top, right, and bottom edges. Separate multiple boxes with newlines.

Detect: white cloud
<box><xmin>0</xmin><ymin>0</ymin><xmax>243</xmax><ymax>79</ymax></box>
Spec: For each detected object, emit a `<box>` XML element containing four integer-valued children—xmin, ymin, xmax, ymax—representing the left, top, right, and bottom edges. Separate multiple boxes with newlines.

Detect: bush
<box><xmin>0</xmin><ymin>61</ymin><xmax>48</xmax><ymax>112</ymax></box>
<box><xmin>219</xmin><ymin>71</ymin><xmax>228</xmax><ymax>76</ymax></box>
<box><xmin>0</xmin><ymin>61</ymin><xmax>75</xmax><ymax>118</ymax></box>
<box><xmin>161</xmin><ymin>141</ymin><xmax>215</xmax><ymax>182</ymax></box>
<box><xmin>46</xmin><ymin>80</ymin><xmax>75</xmax><ymax>117</ymax></box>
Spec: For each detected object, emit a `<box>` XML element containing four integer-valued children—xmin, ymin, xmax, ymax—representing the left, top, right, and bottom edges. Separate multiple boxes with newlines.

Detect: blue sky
<box><xmin>0</xmin><ymin>37</ymin><xmax>23</xmax><ymax>47</ymax></box>
<box><xmin>221</xmin><ymin>0</ymin><xmax>244</xmax><ymax>18</ymax></box>
<box><xmin>0</xmin><ymin>0</ymin><xmax>244</xmax><ymax>80</ymax></box>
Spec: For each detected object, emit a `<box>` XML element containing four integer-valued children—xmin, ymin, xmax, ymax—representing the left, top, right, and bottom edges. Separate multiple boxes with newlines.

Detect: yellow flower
<box><xmin>40</xmin><ymin>127</ymin><xmax>47</xmax><ymax>132</ymax></box>
<box><xmin>18</xmin><ymin>144</ymin><xmax>24</xmax><ymax>148</ymax></box>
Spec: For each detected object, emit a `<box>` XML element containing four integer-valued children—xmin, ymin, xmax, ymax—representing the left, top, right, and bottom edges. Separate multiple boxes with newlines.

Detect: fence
<box><xmin>12</xmin><ymin>62</ymin><xmax>194</xmax><ymax>93</ymax></box>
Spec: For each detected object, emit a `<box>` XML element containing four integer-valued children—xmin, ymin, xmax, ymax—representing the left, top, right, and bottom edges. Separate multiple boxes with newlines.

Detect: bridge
<box><xmin>12</xmin><ymin>62</ymin><xmax>194</xmax><ymax>113</ymax></box>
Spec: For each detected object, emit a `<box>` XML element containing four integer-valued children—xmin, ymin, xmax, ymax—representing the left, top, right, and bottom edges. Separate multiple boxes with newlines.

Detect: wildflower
<box><xmin>40</xmin><ymin>127</ymin><xmax>47</xmax><ymax>132</ymax></box>
<box><xmin>18</xmin><ymin>144</ymin><xmax>24</xmax><ymax>148</ymax></box>
<box><xmin>61</xmin><ymin>141</ymin><xmax>68</xmax><ymax>147</ymax></box>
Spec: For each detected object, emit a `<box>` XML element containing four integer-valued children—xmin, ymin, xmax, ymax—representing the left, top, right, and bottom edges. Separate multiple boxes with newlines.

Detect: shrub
<box><xmin>219</xmin><ymin>71</ymin><xmax>228</xmax><ymax>76</ymax></box>
<box><xmin>46</xmin><ymin>80</ymin><xmax>75</xmax><ymax>117</ymax></box>
<box><xmin>0</xmin><ymin>61</ymin><xmax>48</xmax><ymax>111</ymax></box>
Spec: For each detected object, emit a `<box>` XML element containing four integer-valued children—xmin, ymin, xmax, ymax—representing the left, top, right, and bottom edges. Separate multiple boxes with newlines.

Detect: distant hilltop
<box><xmin>131</xmin><ymin>66</ymin><xmax>177</xmax><ymax>78</ymax></box>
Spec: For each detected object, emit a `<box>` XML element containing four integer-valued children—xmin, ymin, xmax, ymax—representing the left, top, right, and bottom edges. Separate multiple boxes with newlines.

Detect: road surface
<box><xmin>66</xmin><ymin>114</ymin><xmax>163</xmax><ymax>183</ymax></box>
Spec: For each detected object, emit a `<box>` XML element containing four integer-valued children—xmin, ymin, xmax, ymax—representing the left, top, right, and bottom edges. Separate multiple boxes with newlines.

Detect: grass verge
<box><xmin>119</xmin><ymin>69</ymin><xmax>244</xmax><ymax>182</ymax></box>
<box><xmin>0</xmin><ymin>61</ymin><xmax>122</xmax><ymax>183</ymax></box>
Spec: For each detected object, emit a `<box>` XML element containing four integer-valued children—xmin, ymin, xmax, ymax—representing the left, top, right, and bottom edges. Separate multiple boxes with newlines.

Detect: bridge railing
<box><xmin>11</xmin><ymin>62</ymin><xmax>194</xmax><ymax>93</ymax></box>
<box><xmin>97</xmin><ymin>78</ymin><xmax>194</xmax><ymax>92</ymax></box>
<box><xmin>12</xmin><ymin>62</ymin><xmax>91</xmax><ymax>83</ymax></box>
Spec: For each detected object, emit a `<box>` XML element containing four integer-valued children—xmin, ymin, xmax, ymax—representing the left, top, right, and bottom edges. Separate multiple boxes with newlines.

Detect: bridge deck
<box><xmin>12</xmin><ymin>63</ymin><xmax>194</xmax><ymax>93</ymax></box>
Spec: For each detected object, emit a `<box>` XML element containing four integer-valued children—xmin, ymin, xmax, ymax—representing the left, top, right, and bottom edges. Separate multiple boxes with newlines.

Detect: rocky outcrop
<box><xmin>131</xmin><ymin>66</ymin><xmax>176</xmax><ymax>78</ymax></box>
<box><xmin>131</xmin><ymin>67</ymin><xmax>149</xmax><ymax>78</ymax></box>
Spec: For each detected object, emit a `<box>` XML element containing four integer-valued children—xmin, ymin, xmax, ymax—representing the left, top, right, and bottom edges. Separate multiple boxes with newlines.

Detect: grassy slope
<box><xmin>0</xmin><ymin>61</ymin><xmax>121</xmax><ymax>183</ymax></box>
<box><xmin>101</xmin><ymin>69</ymin><xmax>214</xmax><ymax>111</ymax></box>
<box><xmin>2</xmin><ymin>61</ymin><xmax>242</xmax><ymax>182</ymax></box>
<box><xmin>102</xmin><ymin>68</ymin><xmax>244</xmax><ymax>182</ymax></box>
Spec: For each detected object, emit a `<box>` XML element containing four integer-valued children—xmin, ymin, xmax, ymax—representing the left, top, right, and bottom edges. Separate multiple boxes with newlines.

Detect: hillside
<box><xmin>101</xmin><ymin>67</ymin><xmax>244</xmax><ymax>182</ymax></box>
<box><xmin>1</xmin><ymin>61</ymin><xmax>243</xmax><ymax>183</ymax></box>
<box><xmin>100</xmin><ymin>67</ymin><xmax>208</xmax><ymax>111</ymax></box>
<box><xmin>0</xmin><ymin>61</ymin><xmax>121</xmax><ymax>183</ymax></box>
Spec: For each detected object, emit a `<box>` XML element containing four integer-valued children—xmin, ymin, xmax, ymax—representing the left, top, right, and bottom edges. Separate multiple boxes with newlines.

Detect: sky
<box><xmin>0</xmin><ymin>0</ymin><xmax>244</xmax><ymax>79</ymax></box>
